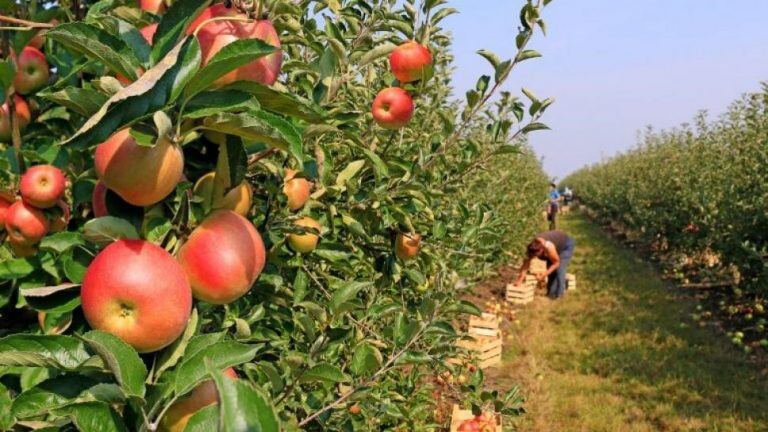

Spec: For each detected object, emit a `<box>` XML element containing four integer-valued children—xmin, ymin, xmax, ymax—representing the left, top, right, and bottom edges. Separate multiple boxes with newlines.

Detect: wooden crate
<box><xmin>566</xmin><ymin>273</ymin><xmax>576</xmax><ymax>291</ymax></box>
<box><xmin>449</xmin><ymin>405</ymin><xmax>502</xmax><ymax>432</ymax></box>
<box><xmin>456</xmin><ymin>332</ymin><xmax>502</xmax><ymax>369</ymax></box>
<box><xmin>506</xmin><ymin>281</ymin><xmax>535</xmax><ymax>305</ymax></box>
<box><xmin>530</xmin><ymin>258</ymin><xmax>547</xmax><ymax>275</ymax></box>
<box><xmin>469</xmin><ymin>313</ymin><xmax>500</xmax><ymax>337</ymax></box>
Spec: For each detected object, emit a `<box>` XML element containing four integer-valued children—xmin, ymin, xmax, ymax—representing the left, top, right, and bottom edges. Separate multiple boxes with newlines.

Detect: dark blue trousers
<box><xmin>547</xmin><ymin>237</ymin><xmax>575</xmax><ymax>299</ymax></box>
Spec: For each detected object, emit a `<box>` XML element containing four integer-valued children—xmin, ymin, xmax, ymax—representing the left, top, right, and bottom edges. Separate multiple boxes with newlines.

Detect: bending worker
<box><xmin>514</xmin><ymin>230</ymin><xmax>576</xmax><ymax>299</ymax></box>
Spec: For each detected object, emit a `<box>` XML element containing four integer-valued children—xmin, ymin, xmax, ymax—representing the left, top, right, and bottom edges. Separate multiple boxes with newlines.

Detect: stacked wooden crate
<box><xmin>506</xmin><ymin>275</ymin><xmax>538</xmax><ymax>304</ymax></box>
<box><xmin>456</xmin><ymin>313</ymin><xmax>502</xmax><ymax>369</ymax></box>
<box><xmin>449</xmin><ymin>405</ymin><xmax>502</xmax><ymax>432</ymax></box>
<box><xmin>566</xmin><ymin>273</ymin><xmax>577</xmax><ymax>291</ymax></box>
<box><xmin>530</xmin><ymin>257</ymin><xmax>547</xmax><ymax>275</ymax></box>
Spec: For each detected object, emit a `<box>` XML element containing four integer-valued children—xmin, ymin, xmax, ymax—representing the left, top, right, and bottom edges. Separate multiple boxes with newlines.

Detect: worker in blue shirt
<box><xmin>547</xmin><ymin>183</ymin><xmax>562</xmax><ymax>230</ymax></box>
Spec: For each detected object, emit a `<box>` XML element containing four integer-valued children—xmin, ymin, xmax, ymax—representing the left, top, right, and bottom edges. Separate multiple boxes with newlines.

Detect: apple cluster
<box><xmin>457</xmin><ymin>412</ymin><xmax>498</xmax><ymax>432</ymax></box>
<box><xmin>0</xmin><ymin>165</ymin><xmax>69</xmax><ymax>257</ymax></box>
<box><xmin>0</xmin><ymin>35</ymin><xmax>50</xmax><ymax>143</ymax></box>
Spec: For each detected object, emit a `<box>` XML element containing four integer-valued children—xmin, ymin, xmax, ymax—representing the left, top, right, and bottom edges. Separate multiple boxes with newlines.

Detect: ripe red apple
<box><xmin>282</xmin><ymin>169</ymin><xmax>311</xmax><ymax>211</ymax></box>
<box><xmin>0</xmin><ymin>95</ymin><xmax>32</xmax><ymax>142</ymax></box>
<box><xmin>187</xmin><ymin>4</ymin><xmax>282</xmax><ymax>86</ymax></box>
<box><xmin>140</xmin><ymin>23</ymin><xmax>158</xmax><ymax>44</ymax></box>
<box><xmin>95</xmin><ymin>128</ymin><xmax>184</xmax><ymax>206</ymax></box>
<box><xmin>49</xmin><ymin>200</ymin><xmax>71</xmax><ymax>232</ymax></box>
<box><xmin>160</xmin><ymin>368</ymin><xmax>237</xmax><ymax>432</ymax></box>
<box><xmin>91</xmin><ymin>181</ymin><xmax>109</xmax><ymax>217</ymax></box>
<box><xmin>81</xmin><ymin>239</ymin><xmax>192</xmax><ymax>352</ymax></box>
<box><xmin>288</xmin><ymin>216</ymin><xmax>321</xmax><ymax>253</ymax></box>
<box><xmin>395</xmin><ymin>232</ymin><xmax>420</xmax><ymax>260</ymax></box>
<box><xmin>372</xmin><ymin>87</ymin><xmax>414</xmax><ymax>130</ymax></box>
<box><xmin>139</xmin><ymin>0</ymin><xmax>166</xmax><ymax>14</ymax></box>
<box><xmin>177</xmin><ymin>210</ymin><xmax>266</xmax><ymax>304</ymax></box>
<box><xmin>389</xmin><ymin>41</ymin><xmax>433</xmax><ymax>83</ymax></box>
<box><xmin>348</xmin><ymin>404</ymin><xmax>361</xmax><ymax>415</ymax></box>
<box><xmin>193</xmin><ymin>172</ymin><xmax>252</xmax><ymax>217</ymax></box>
<box><xmin>5</xmin><ymin>200</ymin><xmax>49</xmax><ymax>245</ymax></box>
<box><xmin>458</xmin><ymin>420</ymin><xmax>480</xmax><ymax>432</ymax></box>
<box><xmin>19</xmin><ymin>164</ymin><xmax>67</xmax><ymax>209</ymax></box>
<box><xmin>13</xmin><ymin>46</ymin><xmax>50</xmax><ymax>95</ymax></box>
<box><xmin>0</xmin><ymin>194</ymin><xmax>13</xmax><ymax>230</ymax></box>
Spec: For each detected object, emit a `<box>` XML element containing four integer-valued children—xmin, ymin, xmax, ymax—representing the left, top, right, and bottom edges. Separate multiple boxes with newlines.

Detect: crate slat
<box><xmin>566</xmin><ymin>273</ymin><xmax>577</xmax><ymax>291</ymax></box>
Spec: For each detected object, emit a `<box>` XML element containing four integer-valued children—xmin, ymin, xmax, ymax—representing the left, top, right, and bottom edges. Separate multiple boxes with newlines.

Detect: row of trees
<box><xmin>0</xmin><ymin>0</ymin><xmax>552</xmax><ymax>431</ymax></box>
<box><xmin>564</xmin><ymin>84</ymin><xmax>768</xmax><ymax>293</ymax></box>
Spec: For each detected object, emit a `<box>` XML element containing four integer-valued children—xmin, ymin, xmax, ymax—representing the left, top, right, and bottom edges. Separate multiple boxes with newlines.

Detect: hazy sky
<box><xmin>443</xmin><ymin>0</ymin><xmax>768</xmax><ymax>178</ymax></box>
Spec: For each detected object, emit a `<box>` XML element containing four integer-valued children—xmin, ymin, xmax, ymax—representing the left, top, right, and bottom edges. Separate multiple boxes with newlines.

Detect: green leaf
<box><xmin>12</xmin><ymin>375</ymin><xmax>99</xmax><ymax>419</ymax></box>
<box><xmin>81</xmin><ymin>331</ymin><xmax>147</xmax><ymax>399</ymax></box>
<box><xmin>208</xmin><ymin>364</ymin><xmax>280</xmax><ymax>432</ymax></box>
<box><xmin>358</xmin><ymin>42</ymin><xmax>396</xmax><ymax>67</ymax></box>
<box><xmin>173</xmin><ymin>341</ymin><xmax>258</xmax><ymax>396</ymax></box>
<box><xmin>516</xmin><ymin>49</ymin><xmax>542</xmax><ymax>62</ymax></box>
<box><xmin>300</xmin><ymin>363</ymin><xmax>349</xmax><ymax>384</ymax></box>
<box><xmin>228</xmin><ymin>82</ymin><xmax>324</xmax><ymax>123</ymax></box>
<box><xmin>521</xmin><ymin>122</ymin><xmax>550</xmax><ymax>133</ymax></box>
<box><xmin>335</xmin><ymin>160</ymin><xmax>366</xmax><ymax>186</ymax></box>
<box><xmin>38</xmin><ymin>87</ymin><xmax>109</xmax><ymax>118</ymax></box>
<box><xmin>476</xmin><ymin>49</ymin><xmax>501</xmax><ymax>70</ymax></box>
<box><xmin>40</xmin><ymin>232</ymin><xmax>85</xmax><ymax>254</ymax></box>
<box><xmin>53</xmin><ymin>402</ymin><xmax>128</xmax><ymax>432</ymax></box>
<box><xmin>83</xmin><ymin>217</ymin><xmax>140</xmax><ymax>245</ymax></box>
<box><xmin>184</xmin><ymin>38</ymin><xmax>276</xmax><ymax>98</ymax></box>
<box><xmin>330</xmin><ymin>281</ymin><xmax>370</xmax><ymax>315</ymax></box>
<box><xmin>349</xmin><ymin>342</ymin><xmax>382</xmax><ymax>376</ymax></box>
<box><xmin>21</xmin><ymin>283</ymin><xmax>80</xmax><ymax>298</ymax></box>
<box><xmin>0</xmin><ymin>257</ymin><xmax>35</xmax><ymax>279</ymax></box>
<box><xmin>0</xmin><ymin>59</ymin><xmax>16</xmax><ymax>103</ymax></box>
<box><xmin>202</xmin><ymin>111</ymin><xmax>296</xmax><ymax>153</ymax></box>
<box><xmin>152</xmin><ymin>0</ymin><xmax>212</xmax><ymax>63</ymax></box>
<box><xmin>155</xmin><ymin>308</ymin><xmax>199</xmax><ymax>380</ymax></box>
<box><xmin>0</xmin><ymin>383</ymin><xmax>12</xmax><ymax>430</ymax></box>
<box><xmin>184</xmin><ymin>90</ymin><xmax>259</xmax><ymax>118</ymax></box>
<box><xmin>64</xmin><ymin>38</ymin><xmax>198</xmax><ymax>148</ymax></box>
<box><xmin>47</xmin><ymin>22</ymin><xmax>142</xmax><ymax>80</ymax></box>
<box><xmin>0</xmin><ymin>334</ymin><xmax>93</xmax><ymax>370</ymax></box>
<box><xmin>184</xmin><ymin>404</ymin><xmax>219</xmax><ymax>432</ymax></box>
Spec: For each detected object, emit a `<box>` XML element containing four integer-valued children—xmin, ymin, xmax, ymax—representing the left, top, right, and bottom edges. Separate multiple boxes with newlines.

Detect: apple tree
<box><xmin>0</xmin><ymin>0</ymin><xmax>553</xmax><ymax>430</ymax></box>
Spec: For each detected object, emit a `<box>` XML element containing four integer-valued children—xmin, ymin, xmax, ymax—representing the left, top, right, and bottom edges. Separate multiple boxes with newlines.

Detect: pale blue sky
<box><xmin>443</xmin><ymin>0</ymin><xmax>768</xmax><ymax>178</ymax></box>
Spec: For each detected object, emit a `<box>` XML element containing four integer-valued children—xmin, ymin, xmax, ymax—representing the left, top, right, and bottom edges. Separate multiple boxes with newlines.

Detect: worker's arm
<box><xmin>514</xmin><ymin>258</ymin><xmax>531</xmax><ymax>286</ymax></box>
<box><xmin>543</xmin><ymin>243</ymin><xmax>560</xmax><ymax>277</ymax></box>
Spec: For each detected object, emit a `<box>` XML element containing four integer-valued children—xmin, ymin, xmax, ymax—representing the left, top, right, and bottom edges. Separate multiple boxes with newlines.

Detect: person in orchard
<box><xmin>547</xmin><ymin>183</ymin><xmax>562</xmax><ymax>230</ymax></box>
<box><xmin>514</xmin><ymin>230</ymin><xmax>576</xmax><ymax>299</ymax></box>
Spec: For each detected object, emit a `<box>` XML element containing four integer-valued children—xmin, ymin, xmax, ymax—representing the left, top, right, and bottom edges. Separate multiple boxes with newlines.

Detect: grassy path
<box><xmin>487</xmin><ymin>213</ymin><xmax>768</xmax><ymax>432</ymax></box>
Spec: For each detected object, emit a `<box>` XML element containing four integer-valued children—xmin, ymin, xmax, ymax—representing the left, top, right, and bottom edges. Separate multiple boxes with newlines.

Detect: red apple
<box><xmin>282</xmin><ymin>169</ymin><xmax>311</xmax><ymax>211</ymax></box>
<box><xmin>139</xmin><ymin>0</ymin><xmax>166</xmax><ymax>14</ymax></box>
<box><xmin>4</xmin><ymin>200</ymin><xmax>49</xmax><ymax>245</ymax></box>
<box><xmin>140</xmin><ymin>23</ymin><xmax>159</xmax><ymax>44</ymax></box>
<box><xmin>81</xmin><ymin>239</ymin><xmax>192</xmax><ymax>352</ymax></box>
<box><xmin>49</xmin><ymin>200</ymin><xmax>71</xmax><ymax>232</ymax></box>
<box><xmin>372</xmin><ymin>87</ymin><xmax>414</xmax><ymax>130</ymax></box>
<box><xmin>92</xmin><ymin>181</ymin><xmax>109</xmax><ymax>217</ymax></box>
<box><xmin>0</xmin><ymin>194</ymin><xmax>13</xmax><ymax>230</ymax></box>
<box><xmin>458</xmin><ymin>420</ymin><xmax>480</xmax><ymax>432</ymax></box>
<box><xmin>13</xmin><ymin>46</ymin><xmax>50</xmax><ymax>95</ymax></box>
<box><xmin>95</xmin><ymin>129</ymin><xmax>184</xmax><ymax>206</ymax></box>
<box><xmin>395</xmin><ymin>232</ymin><xmax>420</xmax><ymax>260</ymax></box>
<box><xmin>19</xmin><ymin>164</ymin><xmax>67</xmax><ymax>209</ymax></box>
<box><xmin>389</xmin><ymin>41</ymin><xmax>433</xmax><ymax>83</ymax></box>
<box><xmin>288</xmin><ymin>216</ymin><xmax>321</xmax><ymax>253</ymax></box>
<box><xmin>177</xmin><ymin>210</ymin><xmax>266</xmax><ymax>304</ymax></box>
<box><xmin>160</xmin><ymin>368</ymin><xmax>238</xmax><ymax>432</ymax></box>
<box><xmin>193</xmin><ymin>172</ymin><xmax>252</xmax><ymax>217</ymax></box>
<box><xmin>0</xmin><ymin>95</ymin><xmax>32</xmax><ymax>142</ymax></box>
<box><xmin>187</xmin><ymin>4</ymin><xmax>282</xmax><ymax>86</ymax></box>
